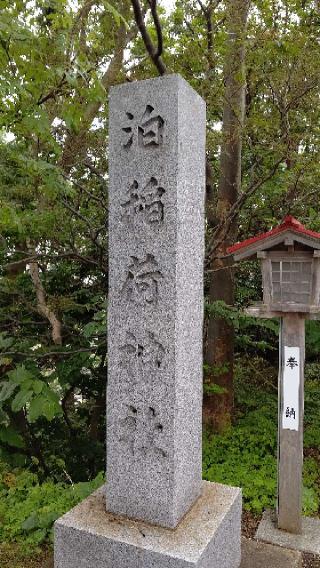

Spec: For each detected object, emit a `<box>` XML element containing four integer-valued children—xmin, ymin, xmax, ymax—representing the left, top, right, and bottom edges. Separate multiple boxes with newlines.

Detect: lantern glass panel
<box><xmin>271</xmin><ymin>260</ymin><xmax>312</xmax><ymax>304</ymax></box>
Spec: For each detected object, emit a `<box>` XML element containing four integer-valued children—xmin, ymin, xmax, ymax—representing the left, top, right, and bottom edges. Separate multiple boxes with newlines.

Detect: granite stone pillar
<box><xmin>107</xmin><ymin>74</ymin><xmax>205</xmax><ymax>528</ymax></box>
<box><xmin>54</xmin><ymin>74</ymin><xmax>242</xmax><ymax>568</ymax></box>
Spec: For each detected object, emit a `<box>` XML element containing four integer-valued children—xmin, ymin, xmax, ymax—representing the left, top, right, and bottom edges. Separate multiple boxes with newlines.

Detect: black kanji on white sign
<box><xmin>286</xmin><ymin>356</ymin><xmax>298</xmax><ymax>369</ymax></box>
<box><xmin>285</xmin><ymin>407</ymin><xmax>296</xmax><ymax>419</ymax></box>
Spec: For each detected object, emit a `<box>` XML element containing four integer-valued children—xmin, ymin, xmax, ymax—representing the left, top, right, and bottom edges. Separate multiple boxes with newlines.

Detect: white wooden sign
<box><xmin>282</xmin><ymin>346</ymin><xmax>300</xmax><ymax>431</ymax></box>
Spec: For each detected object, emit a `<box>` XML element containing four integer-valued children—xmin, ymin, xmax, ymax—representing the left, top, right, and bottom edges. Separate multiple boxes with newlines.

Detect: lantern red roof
<box><xmin>227</xmin><ymin>216</ymin><xmax>320</xmax><ymax>256</ymax></box>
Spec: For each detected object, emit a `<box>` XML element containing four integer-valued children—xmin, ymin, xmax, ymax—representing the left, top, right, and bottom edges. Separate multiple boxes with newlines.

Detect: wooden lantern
<box><xmin>229</xmin><ymin>216</ymin><xmax>320</xmax><ymax>317</ymax></box>
<box><xmin>228</xmin><ymin>216</ymin><xmax>320</xmax><ymax>536</ymax></box>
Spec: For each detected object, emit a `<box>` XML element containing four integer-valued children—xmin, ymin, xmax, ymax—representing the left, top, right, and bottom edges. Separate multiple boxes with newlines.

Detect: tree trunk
<box><xmin>204</xmin><ymin>0</ymin><xmax>250</xmax><ymax>432</ymax></box>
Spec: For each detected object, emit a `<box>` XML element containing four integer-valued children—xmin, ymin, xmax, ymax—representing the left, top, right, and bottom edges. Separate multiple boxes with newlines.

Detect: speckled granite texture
<box><xmin>54</xmin><ymin>482</ymin><xmax>242</xmax><ymax>568</ymax></box>
<box><xmin>107</xmin><ymin>74</ymin><xmax>206</xmax><ymax>528</ymax></box>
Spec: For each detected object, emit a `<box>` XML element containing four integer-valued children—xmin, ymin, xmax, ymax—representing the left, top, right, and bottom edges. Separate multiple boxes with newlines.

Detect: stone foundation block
<box><xmin>54</xmin><ymin>481</ymin><xmax>242</xmax><ymax>568</ymax></box>
<box><xmin>256</xmin><ymin>510</ymin><xmax>320</xmax><ymax>555</ymax></box>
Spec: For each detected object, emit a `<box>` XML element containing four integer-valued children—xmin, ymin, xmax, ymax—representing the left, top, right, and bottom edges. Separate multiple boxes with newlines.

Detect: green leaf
<box><xmin>0</xmin><ymin>333</ymin><xmax>14</xmax><ymax>350</ymax></box>
<box><xmin>103</xmin><ymin>1</ymin><xmax>129</xmax><ymax>29</ymax></box>
<box><xmin>7</xmin><ymin>365</ymin><xmax>34</xmax><ymax>385</ymax></box>
<box><xmin>0</xmin><ymin>381</ymin><xmax>17</xmax><ymax>402</ymax></box>
<box><xmin>28</xmin><ymin>396</ymin><xmax>47</xmax><ymax>422</ymax></box>
<box><xmin>302</xmin><ymin>486</ymin><xmax>319</xmax><ymax>515</ymax></box>
<box><xmin>33</xmin><ymin>380</ymin><xmax>44</xmax><ymax>395</ymax></box>
<box><xmin>22</xmin><ymin>509</ymin><xmax>58</xmax><ymax>532</ymax></box>
<box><xmin>38</xmin><ymin>511</ymin><xmax>60</xmax><ymax>528</ymax></box>
<box><xmin>0</xmin><ymin>425</ymin><xmax>25</xmax><ymax>448</ymax></box>
<box><xmin>28</xmin><ymin>393</ymin><xmax>61</xmax><ymax>422</ymax></box>
<box><xmin>22</xmin><ymin>512</ymin><xmax>39</xmax><ymax>531</ymax></box>
<box><xmin>11</xmin><ymin>389</ymin><xmax>33</xmax><ymax>412</ymax></box>
<box><xmin>203</xmin><ymin>382</ymin><xmax>228</xmax><ymax>395</ymax></box>
<box><xmin>0</xmin><ymin>408</ymin><xmax>9</xmax><ymax>425</ymax></box>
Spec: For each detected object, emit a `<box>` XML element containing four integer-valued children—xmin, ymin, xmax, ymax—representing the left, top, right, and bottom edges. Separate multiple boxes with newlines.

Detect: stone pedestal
<box><xmin>256</xmin><ymin>510</ymin><xmax>320</xmax><ymax>555</ymax></box>
<box><xmin>54</xmin><ymin>482</ymin><xmax>242</xmax><ymax>568</ymax></box>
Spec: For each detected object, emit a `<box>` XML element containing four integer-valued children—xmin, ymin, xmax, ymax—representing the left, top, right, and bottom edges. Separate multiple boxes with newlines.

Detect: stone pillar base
<box><xmin>54</xmin><ymin>481</ymin><xmax>242</xmax><ymax>568</ymax></box>
<box><xmin>256</xmin><ymin>509</ymin><xmax>320</xmax><ymax>555</ymax></box>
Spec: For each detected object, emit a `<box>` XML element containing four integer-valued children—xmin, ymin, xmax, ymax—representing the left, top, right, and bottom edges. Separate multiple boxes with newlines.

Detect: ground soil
<box><xmin>0</xmin><ymin>544</ymin><xmax>53</xmax><ymax>568</ymax></box>
<box><xmin>303</xmin><ymin>554</ymin><xmax>320</xmax><ymax>568</ymax></box>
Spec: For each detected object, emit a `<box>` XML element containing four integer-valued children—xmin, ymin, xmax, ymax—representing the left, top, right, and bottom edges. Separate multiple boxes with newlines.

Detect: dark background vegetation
<box><xmin>0</xmin><ymin>0</ymin><xmax>319</xmax><ymax>562</ymax></box>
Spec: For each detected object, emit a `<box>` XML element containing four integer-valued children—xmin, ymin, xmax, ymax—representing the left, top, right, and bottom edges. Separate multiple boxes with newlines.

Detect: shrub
<box><xmin>0</xmin><ymin>462</ymin><xmax>104</xmax><ymax>553</ymax></box>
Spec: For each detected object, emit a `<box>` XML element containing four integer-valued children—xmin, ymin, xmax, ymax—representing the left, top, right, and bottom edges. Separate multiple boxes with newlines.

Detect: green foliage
<box><xmin>304</xmin><ymin>364</ymin><xmax>320</xmax><ymax>450</ymax></box>
<box><xmin>0</xmin><ymin>462</ymin><xmax>104</xmax><ymax>552</ymax></box>
<box><xmin>303</xmin><ymin>458</ymin><xmax>320</xmax><ymax>516</ymax></box>
<box><xmin>205</xmin><ymin>300</ymin><xmax>278</xmax><ymax>354</ymax></box>
<box><xmin>203</xmin><ymin>410</ymin><xmax>278</xmax><ymax>514</ymax></box>
<box><xmin>306</xmin><ymin>323</ymin><xmax>320</xmax><ymax>357</ymax></box>
<box><xmin>203</xmin><ymin>433</ymin><xmax>277</xmax><ymax>514</ymax></box>
<box><xmin>203</xmin><ymin>363</ymin><xmax>229</xmax><ymax>394</ymax></box>
<box><xmin>0</xmin><ymin>427</ymin><xmax>25</xmax><ymax>450</ymax></box>
<box><xmin>203</xmin><ymin>382</ymin><xmax>227</xmax><ymax>395</ymax></box>
<box><xmin>104</xmin><ymin>1</ymin><xmax>129</xmax><ymax>28</ymax></box>
<box><xmin>203</xmin><ymin>361</ymin><xmax>320</xmax><ymax>515</ymax></box>
<box><xmin>0</xmin><ymin>364</ymin><xmax>62</xmax><ymax>432</ymax></box>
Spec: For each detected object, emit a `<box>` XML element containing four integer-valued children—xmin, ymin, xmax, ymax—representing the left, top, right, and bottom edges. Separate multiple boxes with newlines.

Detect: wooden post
<box><xmin>277</xmin><ymin>313</ymin><xmax>305</xmax><ymax>534</ymax></box>
<box><xmin>257</xmin><ymin>251</ymin><xmax>272</xmax><ymax>305</ymax></box>
<box><xmin>311</xmin><ymin>251</ymin><xmax>320</xmax><ymax>305</ymax></box>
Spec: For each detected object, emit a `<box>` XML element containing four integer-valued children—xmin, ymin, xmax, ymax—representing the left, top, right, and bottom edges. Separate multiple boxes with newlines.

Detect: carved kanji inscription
<box><xmin>122</xmin><ymin>105</ymin><xmax>164</xmax><ymax>148</ymax></box>
<box><xmin>122</xmin><ymin>254</ymin><xmax>162</xmax><ymax>305</ymax></box>
<box><xmin>119</xmin><ymin>404</ymin><xmax>167</xmax><ymax>458</ymax></box>
<box><xmin>121</xmin><ymin>177</ymin><xmax>165</xmax><ymax>225</ymax></box>
<box><xmin>120</xmin><ymin>331</ymin><xmax>165</xmax><ymax>372</ymax></box>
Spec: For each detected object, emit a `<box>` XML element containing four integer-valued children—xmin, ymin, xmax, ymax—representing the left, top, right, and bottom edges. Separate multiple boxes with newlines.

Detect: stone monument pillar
<box><xmin>107</xmin><ymin>73</ymin><xmax>204</xmax><ymax>529</ymax></box>
<box><xmin>54</xmin><ymin>74</ymin><xmax>242</xmax><ymax>568</ymax></box>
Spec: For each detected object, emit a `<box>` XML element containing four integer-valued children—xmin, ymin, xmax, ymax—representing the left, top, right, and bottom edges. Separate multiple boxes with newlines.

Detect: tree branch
<box><xmin>148</xmin><ymin>0</ymin><xmax>163</xmax><ymax>57</ymax></box>
<box><xmin>0</xmin><ymin>347</ymin><xmax>98</xmax><ymax>359</ymax></box>
<box><xmin>61</xmin><ymin>173</ymin><xmax>108</xmax><ymax>211</ymax></box>
<box><xmin>5</xmin><ymin>250</ymin><xmax>107</xmax><ymax>273</ymax></box>
<box><xmin>28</xmin><ymin>255</ymin><xmax>63</xmax><ymax>345</ymax></box>
<box><xmin>66</xmin><ymin>0</ymin><xmax>97</xmax><ymax>63</ymax></box>
<box><xmin>206</xmin><ymin>155</ymin><xmax>285</xmax><ymax>263</ymax></box>
<box><xmin>37</xmin><ymin>73</ymin><xmax>68</xmax><ymax>105</ymax></box>
<box><xmin>131</xmin><ymin>0</ymin><xmax>167</xmax><ymax>75</ymax></box>
<box><xmin>61</xmin><ymin>198</ymin><xmax>106</xmax><ymax>257</ymax></box>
